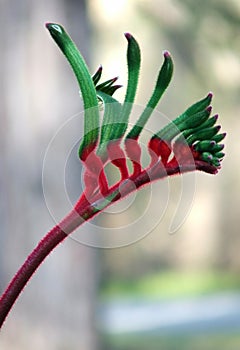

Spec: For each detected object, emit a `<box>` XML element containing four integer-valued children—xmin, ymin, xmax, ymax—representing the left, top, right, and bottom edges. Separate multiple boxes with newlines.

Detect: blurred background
<box><xmin>0</xmin><ymin>0</ymin><xmax>240</xmax><ymax>349</ymax></box>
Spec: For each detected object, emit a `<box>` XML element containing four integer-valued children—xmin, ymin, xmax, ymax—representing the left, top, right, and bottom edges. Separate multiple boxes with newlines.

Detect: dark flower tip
<box><xmin>124</xmin><ymin>32</ymin><xmax>132</xmax><ymax>40</ymax></box>
<box><xmin>163</xmin><ymin>50</ymin><xmax>171</xmax><ymax>58</ymax></box>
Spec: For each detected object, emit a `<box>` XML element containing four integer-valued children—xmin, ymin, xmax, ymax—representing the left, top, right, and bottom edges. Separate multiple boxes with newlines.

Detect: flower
<box><xmin>46</xmin><ymin>23</ymin><xmax>225</xmax><ymax>215</ymax></box>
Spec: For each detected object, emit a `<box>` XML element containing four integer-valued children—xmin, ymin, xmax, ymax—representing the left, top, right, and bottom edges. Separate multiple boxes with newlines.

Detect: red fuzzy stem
<box><xmin>0</xmin><ymin>209</ymin><xmax>86</xmax><ymax>328</ymax></box>
<box><xmin>0</xmin><ymin>226</ymin><xmax>67</xmax><ymax>328</ymax></box>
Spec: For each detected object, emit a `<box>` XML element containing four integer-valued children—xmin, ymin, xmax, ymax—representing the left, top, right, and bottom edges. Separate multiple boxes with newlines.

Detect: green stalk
<box><xmin>110</xmin><ymin>33</ymin><xmax>141</xmax><ymax>141</ymax></box>
<box><xmin>46</xmin><ymin>23</ymin><xmax>99</xmax><ymax>160</ymax></box>
<box><xmin>127</xmin><ymin>51</ymin><xmax>173</xmax><ymax>140</ymax></box>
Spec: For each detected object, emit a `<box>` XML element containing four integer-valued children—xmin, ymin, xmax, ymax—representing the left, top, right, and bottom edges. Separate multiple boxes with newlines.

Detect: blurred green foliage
<box><xmin>102</xmin><ymin>332</ymin><xmax>240</xmax><ymax>350</ymax></box>
<box><xmin>101</xmin><ymin>270</ymin><xmax>240</xmax><ymax>300</ymax></box>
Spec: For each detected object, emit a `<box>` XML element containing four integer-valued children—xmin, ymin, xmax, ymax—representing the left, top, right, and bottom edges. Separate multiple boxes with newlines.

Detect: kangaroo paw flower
<box><xmin>46</xmin><ymin>23</ymin><xmax>226</xmax><ymax>213</ymax></box>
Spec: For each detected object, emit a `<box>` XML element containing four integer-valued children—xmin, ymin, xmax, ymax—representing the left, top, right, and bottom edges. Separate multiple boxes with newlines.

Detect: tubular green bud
<box><xmin>198</xmin><ymin>114</ymin><xmax>218</xmax><ymax>129</ymax></box>
<box><xmin>156</xmin><ymin>51</ymin><xmax>174</xmax><ymax>96</ymax></box>
<box><xmin>187</xmin><ymin>126</ymin><xmax>221</xmax><ymax>145</ymax></box>
<box><xmin>177</xmin><ymin>114</ymin><xmax>217</xmax><ymax>140</ymax></box>
<box><xmin>184</xmin><ymin>92</ymin><xmax>212</xmax><ymax>116</ymax></box>
<box><xmin>46</xmin><ymin>23</ymin><xmax>100</xmax><ymax>160</ymax></box>
<box><xmin>213</xmin><ymin>133</ymin><xmax>226</xmax><ymax>143</ymax></box>
<box><xmin>160</xmin><ymin>94</ymin><xmax>213</xmax><ymax>138</ymax></box>
<box><xmin>212</xmin><ymin>143</ymin><xmax>224</xmax><ymax>153</ymax></box>
<box><xmin>194</xmin><ymin>140</ymin><xmax>216</xmax><ymax>152</ymax></box>
<box><xmin>214</xmin><ymin>152</ymin><xmax>225</xmax><ymax>159</ymax></box>
<box><xmin>127</xmin><ymin>51</ymin><xmax>174</xmax><ymax>140</ymax></box>
<box><xmin>108</xmin><ymin>33</ymin><xmax>141</xmax><ymax>142</ymax></box>
<box><xmin>156</xmin><ymin>104</ymin><xmax>212</xmax><ymax>142</ymax></box>
<box><xmin>124</xmin><ymin>33</ymin><xmax>141</xmax><ymax>105</ymax></box>
<box><xmin>146</xmin><ymin>51</ymin><xmax>174</xmax><ymax>110</ymax></box>
<box><xmin>176</xmin><ymin>106</ymin><xmax>212</xmax><ymax>131</ymax></box>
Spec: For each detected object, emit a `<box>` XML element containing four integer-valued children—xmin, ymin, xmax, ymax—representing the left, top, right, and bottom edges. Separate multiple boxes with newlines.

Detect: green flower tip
<box><xmin>45</xmin><ymin>23</ymin><xmax>64</xmax><ymax>40</ymax></box>
<box><xmin>45</xmin><ymin>22</ymin><xmax>62</xmax><ymax>31</ymax></box>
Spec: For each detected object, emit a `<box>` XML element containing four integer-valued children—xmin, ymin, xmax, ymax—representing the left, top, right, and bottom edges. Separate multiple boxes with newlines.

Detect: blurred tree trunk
<box><xmin>0</xmin><ymin>1</ymin><xmax>98</xmax><ymax>349</ymax></box>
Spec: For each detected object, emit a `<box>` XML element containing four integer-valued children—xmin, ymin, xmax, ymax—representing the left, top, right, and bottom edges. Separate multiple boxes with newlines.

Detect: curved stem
<box><xmin>0</xmin><ymin>190</ymin><xmax>121</xmax><ymax>329</ymax></box>
<box><xmin>0</xmin><ymin>208</ymin><xmax>84</xmax><ymax>329</ymax></box>
<box><xmin>0</xmin><ymin>226</ymin><xmax>66</xmax><ymax>328</ymax></box>
<box><xmin>0</xmin><ymin>159</ymin><xmax>199</xmax><ymax>329</ymax></box>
